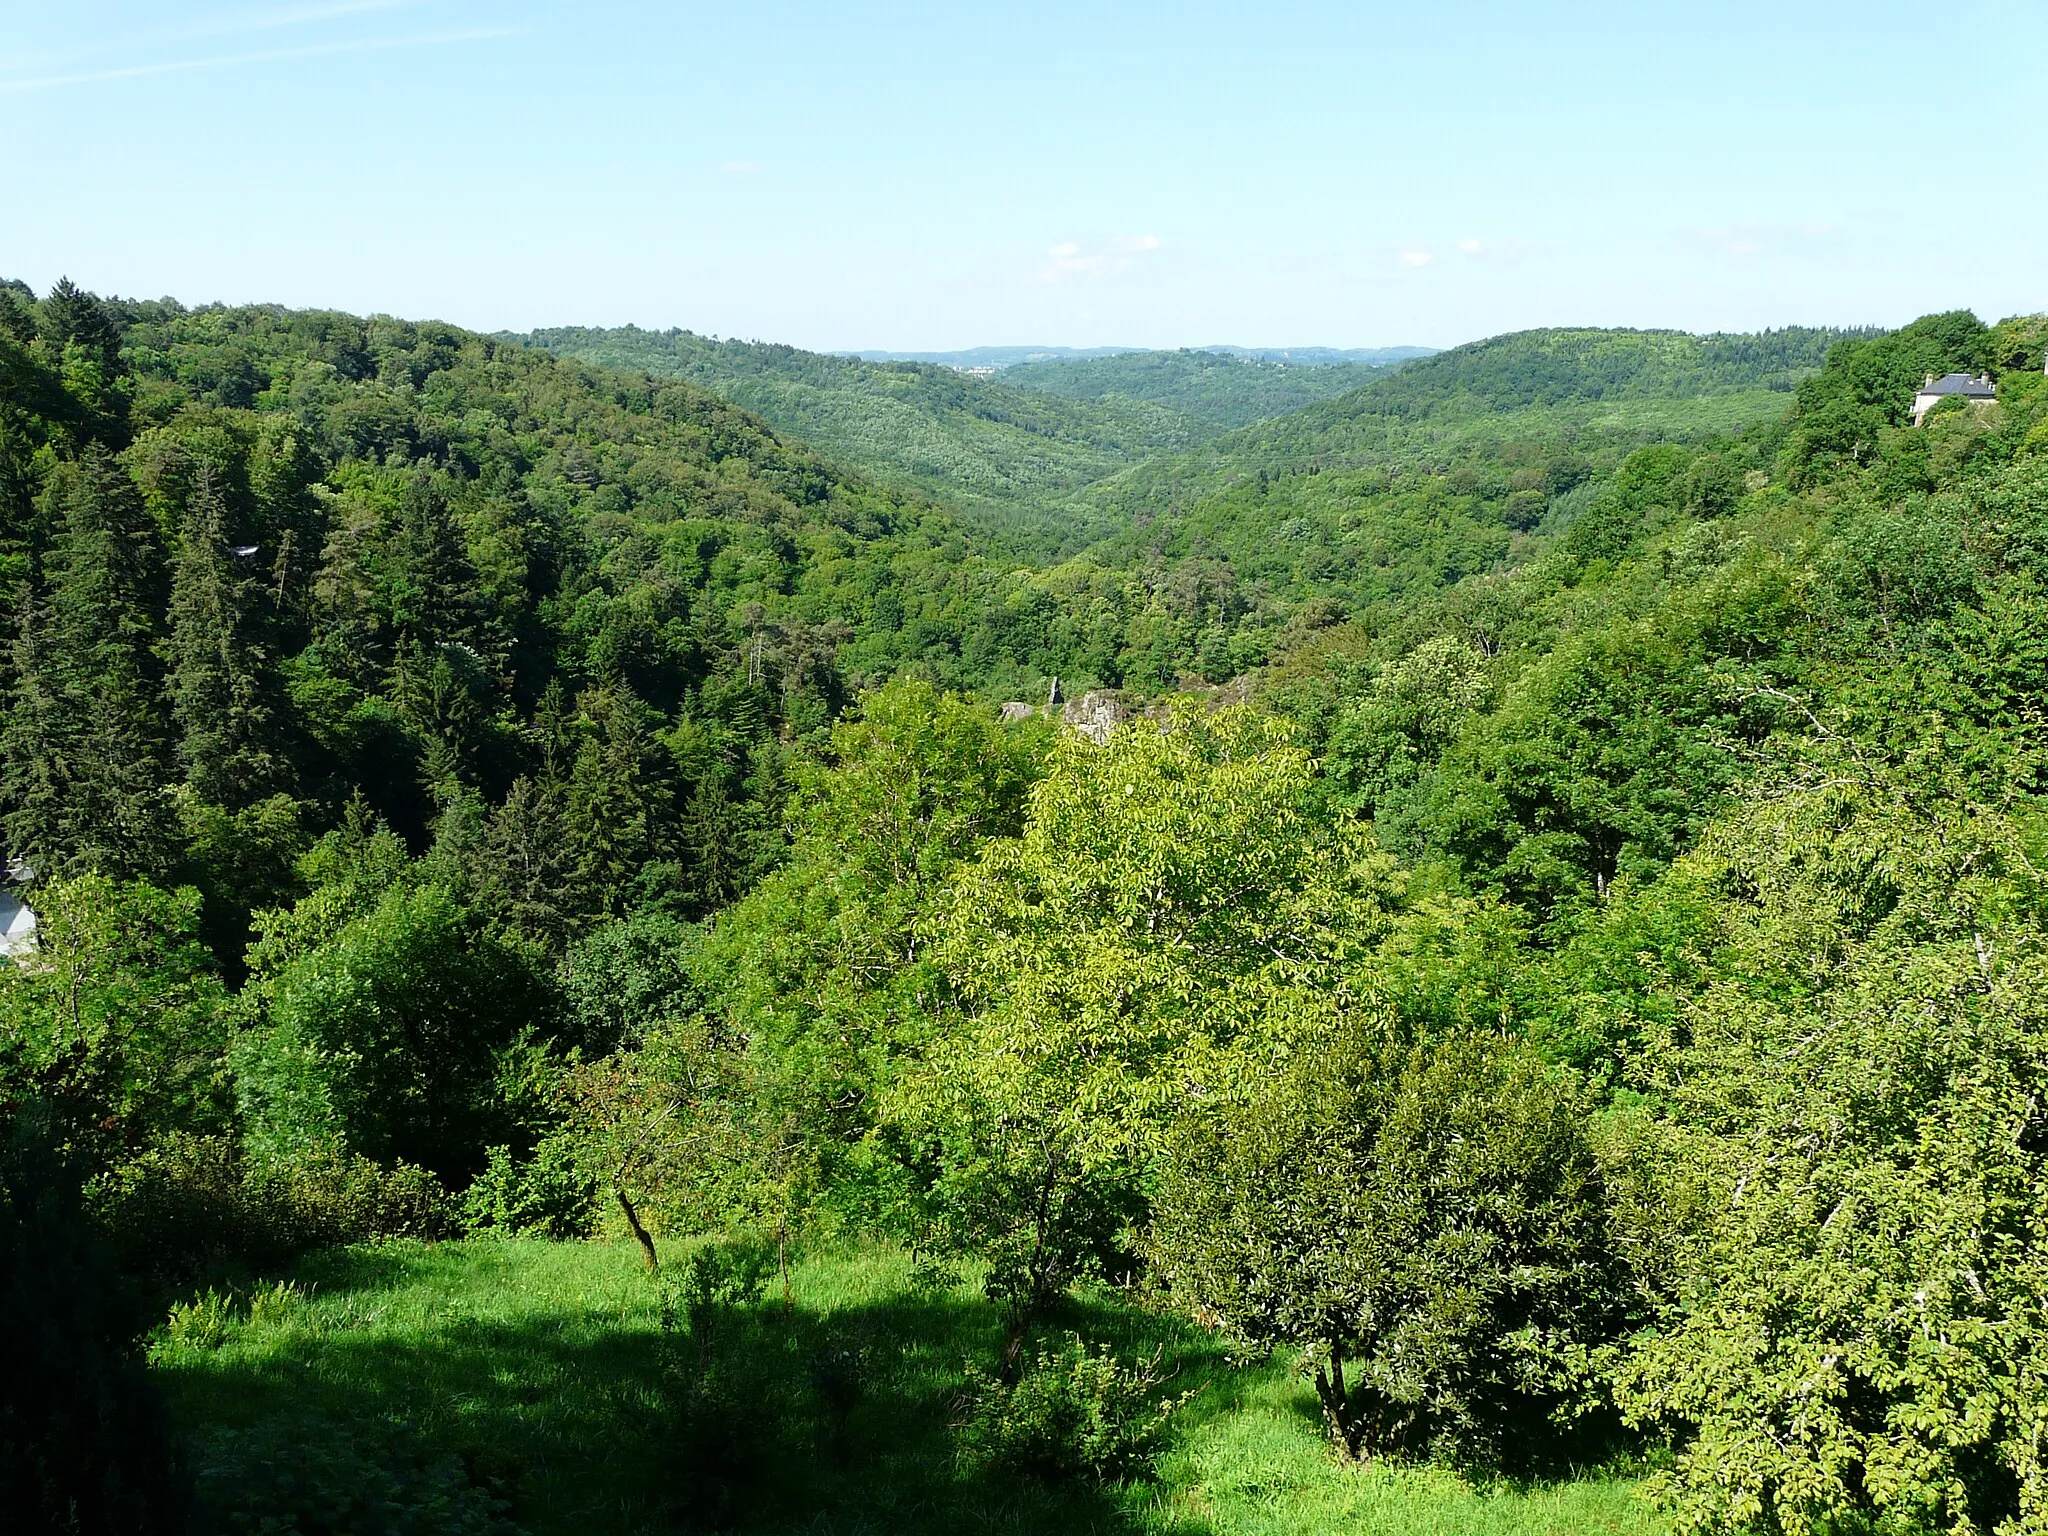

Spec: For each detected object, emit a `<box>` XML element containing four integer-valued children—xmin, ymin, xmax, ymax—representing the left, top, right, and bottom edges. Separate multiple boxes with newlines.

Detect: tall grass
<box><xmin>154</xmin><ymin>1238</ymin><xmax>1666</xmax><ymax>1535</ymax></box>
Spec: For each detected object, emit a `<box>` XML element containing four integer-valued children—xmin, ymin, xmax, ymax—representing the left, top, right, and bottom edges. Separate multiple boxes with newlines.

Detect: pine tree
<box><xmin>167</xmin><ymin>467</ymin><xmax>277</xmax><ymax>806</ymax></box>
<box><xmin>309</xmin><ymin>495</ymin><xmax>382</xmax><ymax>686</ymax></box>
<box><xmin>2</xmin><ymin>449</ymin><xmax>173</xmax><ymax>877</ymax></box>
<box><xmin>37</xmin><ymin>279</ymin><xmax>128</xmax><ymax>437</ymax></box>
<box><xmin>385</xmin><ymin>471</ymin><xmax>477</xmax><ymax>646</ymax></box>
<box><xmin>533</xmin><ymin>677</ymin><xmax>576</xmax><ymax>783</ymax></box>
<box><xmin>36</xmin><ymin>278</ymin><xmax>121</xmax><ymax>376</ymax></box>
<box><xmin>482</xmin><ymin>775</ymin><xmax>576</xmax><ymax>945</ymax></box>
<box><xmin>0</xmin><ymin>587</ymin><xmax>75</xmax><ymax>870</ymax></box>
<box><xmin>392</xmin><ymin>636</ymin><xmax>487</xmax><ymax>791</ymax></box>
<box><xmin>420</xmin><ymin>783</ymin><xmax>489</xmax><ymax>904</ymax></box>
<box><xmin>564</xmin><ymin>686</ymin><xmax>667</xmax><ymax>917</ymax></box>
<box><xmin>682</xmin><ymin>768</ymin><xmax>750</xmax><ymax>913</ymax></box>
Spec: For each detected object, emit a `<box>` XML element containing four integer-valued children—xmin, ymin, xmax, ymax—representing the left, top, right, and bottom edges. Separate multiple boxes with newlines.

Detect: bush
<box><xmin>1153</xmin><ymin>1028</ymin><xmax>1626</xmax><ymax>1467</ymax></box>
<box><xmin>955</xmin><ymin>1334</ymin><xmax>1190</xmax><ymax>1484</ymax></box>
<box><xmin>94</xmin><ymin>1133</ymin><xmax>448</xmax><ymax>1276</ymax></box>
<box><xmin>236</xmin><ymin>883</ymin><xmax>558</xmax><ymax>1185</ymax></box>
<box><xmin>662</xmin><ymin>1233</ymin><xmax>775</xmax><ymax>1341</ymax></box>
<box><xmin>653</xmin><ymin>1234</ymin><xmax>781</xmax><ymax>1528</ymax></box>
<box><xmin>458</xmin><ymin>1139</ymin><xmax>596</xmax><ymax>1240</ymax></box>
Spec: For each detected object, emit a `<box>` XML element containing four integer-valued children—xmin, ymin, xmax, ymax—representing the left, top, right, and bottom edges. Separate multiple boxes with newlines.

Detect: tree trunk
<box><xmin>1313</xmin><ymin>1341</ymin><xmax>1368</xmax><ymax>1461</ymax></box>
<box><xmin>617</xmin><ymin>1186</ymin><xmax>658</xmax><ymax>1272</ymax></box>
<box><xmin>999</xmin><ymin>1305</ymin><xmax>1032</xmax><ymax>1383</ymax></box>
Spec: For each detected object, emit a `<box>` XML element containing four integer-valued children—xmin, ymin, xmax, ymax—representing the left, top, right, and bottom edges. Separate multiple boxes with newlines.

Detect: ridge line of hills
<box><xmin>846</xmin><ymin>343</ymin><xmax>1438</xmax><ymax>368</ymax></box>
<box><xmin>508</xmin><ymin>321</ymin><xmax>1874</xmax><ymax>557</ymax></box>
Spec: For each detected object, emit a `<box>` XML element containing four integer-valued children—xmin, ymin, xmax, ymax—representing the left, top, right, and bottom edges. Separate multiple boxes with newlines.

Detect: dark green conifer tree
<box><xmin>564</xmin><ymin>686</ymin><xmax>667</xmax><ymax>917</ymax></box>
<box><xmin>0</xmin><ymin>587</ymin><xmax>73</xmax><ymax>868</ymax></box>
<box><xmin>482</xmin><ymin>774</ymin><xmax>576</xmax><ymax>945</ymax></box>
<box><xmin>36</xmin><ymin>279</ymin><xmax>128</xmax><ymax>440</ymax></box>
<box><xmin>309</xmin><ymin>496</ymin><xmax>382</xmax><ymax>686</ymax></box>
<box><xmin>682</xmin><ymin>768</ymin><xmax>749</xmax><ymax>912</ymax></box>
<box><xmin>35</xmin><ymin>278</ymin><xmax>121</xmax><ymax>376</ymax></box>
<box><xmin>2</xmin><ymin>448</ymin><xmax>172</xmax><ymax>877</ymax></box>
<box><xmin>385</xmin><ymin>471</ymin><xmax>477</xmax><ymax>645</ymax></box>
<box><xmin>167</xmin><ymin>467</ymin><xmax>278</xmax><ymax>806</ymax></box>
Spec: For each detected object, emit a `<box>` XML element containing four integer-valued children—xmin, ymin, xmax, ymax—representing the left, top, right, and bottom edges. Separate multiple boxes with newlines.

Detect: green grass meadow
<box><xmin>153</xmin><ymin>1238</ymin><xmax>1668</xmax><ymax>1536</ymax></box>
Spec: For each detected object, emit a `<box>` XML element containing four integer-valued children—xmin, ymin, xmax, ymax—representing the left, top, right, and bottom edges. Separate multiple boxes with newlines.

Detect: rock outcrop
<box><xmin>1059</xmin><ymin>689</ymin><xmax>1129</xmax><ymax>743</ymax></box>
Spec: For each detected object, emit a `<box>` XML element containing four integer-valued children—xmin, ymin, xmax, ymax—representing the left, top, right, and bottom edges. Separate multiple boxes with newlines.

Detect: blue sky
<box><xmin>2</xmin><ymin>0</ymin><xmax>2043</xmax><ymax>350</ymax></box>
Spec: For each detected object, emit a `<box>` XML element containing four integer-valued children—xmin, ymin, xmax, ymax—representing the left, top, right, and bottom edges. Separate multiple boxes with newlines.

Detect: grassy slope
<box><xmin>157</xmin><ymin>1239</ymin><xmax>1663</xmax><ymax>1536</ymax></box>
<box><xmin>996</xmin><ymin>350</ymin><xmax>1384</xmax><ymax>436</ymax></box>
<box><xmin>503</xmin><ymin>327</ymin><xmax>1196</xmax><ymax>555</ymax></box>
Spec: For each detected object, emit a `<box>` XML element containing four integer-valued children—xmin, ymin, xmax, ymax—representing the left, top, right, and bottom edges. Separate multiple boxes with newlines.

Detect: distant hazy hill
<box><xmin>1204</xmin><ymin>345</ymin><xmax>1437</xmax><ymax>366</ymax></box>
<box><xmin>505</xmin><ymin>326</ymin><xmax>1205</xmax><ymax>553</ymax></box>
<box><xmin>1070</xmin><ymin>324</ymin><xmax>1879</xmax><ymax>609</ymax></box>
<box><xmin>998</xmin><ymin>349</ymin><xmax>1385</xmax><ymax>435</ymax></box>
<box><xmin>509</xmin><ymin>328</ymin><xmax>1427</xmax><ymax>554</ymax></box>
<box><xmin>1080</xmin><ymin>324</ymin><xmax>1878</xmax><ymax>519</ymax></box>
<box><xmin>851</xmin><ymin>345</ymin><xmax>1140</xmax><ymax>368</ymax></box>
<box><xmin>852</xmin><ymin>343</ymin><xmax>1434</xmax><ymax>368</ymax></box>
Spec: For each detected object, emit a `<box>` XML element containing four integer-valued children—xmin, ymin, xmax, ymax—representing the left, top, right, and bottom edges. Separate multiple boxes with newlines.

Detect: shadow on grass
<box><xmin>1259</xmin><ymin>1359</ymin><xmax>1647</xmax><ymax>1499</ymax></box>
<box><xmin>158</xmin><ymin>1245</ymin><xmax>1231</xmax><ymax>1536</ymax></box>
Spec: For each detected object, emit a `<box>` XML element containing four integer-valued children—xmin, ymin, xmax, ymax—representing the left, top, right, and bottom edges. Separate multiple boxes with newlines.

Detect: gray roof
<box><xmin>1921</xmin><ymin>372</ymin><xmax>1996</xmax><ymax>397</ymax></box>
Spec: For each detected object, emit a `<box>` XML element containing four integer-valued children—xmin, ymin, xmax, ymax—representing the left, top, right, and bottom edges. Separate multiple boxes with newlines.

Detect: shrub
<box><xmin>458</xmin><ymin>1139</ymin><xmax>597</xmax><ymax>1240</ymax></box>
<box><xmin>94</xmin><ymin>1133</ymin><xmax>448</xmax><ymax>1276</ymax></box>
<box><xmin>654</xmin><ymin>1234</ymin><xmax>781</xmax><ymax>1528</ymax></box>
<box><xmin>236</xmin><ymin>883</ymin><xmax>558</xmax><ymax>1185</ymax></box>
<box><xmin>1153</xmin><ymin>1027</ymin><xmax>1626</xmax><ymax>1466</ymax></box>
<box><xmin>661</xmin><ymin>1233</ymin><xmax>775</xmax><ymax>1341</ymax></box>
<box><xmin>955</xmin><ymin>1334</ymin><xmax>1190</xmax><ymax>1484</ymax></box>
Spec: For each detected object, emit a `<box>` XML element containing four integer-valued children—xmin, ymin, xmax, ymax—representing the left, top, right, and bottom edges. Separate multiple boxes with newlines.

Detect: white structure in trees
<box><xmin>0</xmin><ymin>857</ymin><xmax>36</xmax><ymax>958</ymax></box>
<box><xmin>1912</xmin><ymin>372</ymin><xmax>1997</xmax><ymax>426</ymax></box>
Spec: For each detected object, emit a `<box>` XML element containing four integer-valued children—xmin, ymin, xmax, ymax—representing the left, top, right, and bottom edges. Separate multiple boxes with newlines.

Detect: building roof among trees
<box><xmin>1920</xmin><ymin>371</ymin><xmax>1997</xmax><ymax>398</ymax></box>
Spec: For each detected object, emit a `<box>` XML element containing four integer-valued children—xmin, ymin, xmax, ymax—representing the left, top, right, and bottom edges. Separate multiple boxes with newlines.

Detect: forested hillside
<box><xmin>506</xmin><ymin>326</ymin><xmax>1188</xmax><ymax>552</ymax></box>
<box><xmin>9</xmin><ymin>283</ymin><xmax>2048</xmax><ymax>1536</ymax></box>
<box><xmin>1056</xmin><ymin>325</ymin><xmax>1874</xmax><ymax>639</ymax></box>
<box><xmin>1080</xmin><ymin>323</ymin><xmax>1873</xmax><ymax>521</ymax></box>
<box><xmin>990</xmin><ymin>347</ymin><xmax>1379</xmax><ymax>434</ymax></box>
<box><xmin>509</xmin><ymin>332</ymin><xmax>1427</xmax><ymax>552</ymax></box>
<box><xmin>0</xmin><ymin>284</ymin><xmax>1434</xmax><ymax>969</ymax></box>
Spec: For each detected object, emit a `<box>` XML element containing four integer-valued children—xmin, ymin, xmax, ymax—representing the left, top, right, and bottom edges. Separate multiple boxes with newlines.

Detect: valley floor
<box><xmin>154</xmin><ymin>1238</ymin><xmax>1665</xmax><ymax>1536</ymax></box>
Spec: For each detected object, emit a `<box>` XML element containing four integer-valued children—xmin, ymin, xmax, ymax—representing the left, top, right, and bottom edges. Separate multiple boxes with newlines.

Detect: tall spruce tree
<box><xmin>3</xmin><ymin>448</ymin><xmax>173</xmax><ymax>877</ymax></box>
<box><xmin>167</xmin><ymin>467</ymin><xmax>277</xmax><ymax>806</ymax></box>
<box><xmin>309</xmin><ymin>494</ymin><xmax>382</xmax><ymax>687</ymax></box>
<box><xmin>0</xmin><ymin>586</ymin><xmax>74</xmax><ymax>870</ymax></box>
<box><xmin>482</xmin><ymin>774</ymin><xmax>576</xmax><ymax>945</ymax></box>
<box><xmin>564</xmin><ymin>685</ymin><xmax>667</xmax><ymax>917</ymax></box>
<box><xmin>385</xmin><ymin>471</ymin><xmax>477</xmax><ymax>646</ymax></box>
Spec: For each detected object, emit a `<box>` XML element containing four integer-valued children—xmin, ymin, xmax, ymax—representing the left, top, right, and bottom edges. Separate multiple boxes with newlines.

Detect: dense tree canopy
<box><xmin>7</xmin><ymin>281</ymin><xmax>2048</xmax><ymax>1532</ymax></box>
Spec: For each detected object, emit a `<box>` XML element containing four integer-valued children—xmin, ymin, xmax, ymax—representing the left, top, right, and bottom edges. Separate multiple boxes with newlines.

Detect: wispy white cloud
<box><xmin>0</xmin><ymin>26</ymin><xmax>526</xmax><ymax>93</ymax></box>
<box><xmin>1457</xmin><ymin>237</ymin><xmax>1483</xmax><ymax>254</ymax></box>
<box><xmin>1397</xmin><ymin>249</ymin><xmax>1433</xmax><ymax>268</ymax></box>
<box><xmin>722</xmin><ymin>161</ymin><xmax>760</xmax><ymax>174</ymax></box>
<box><xmin>1041</xmin><ymin>234</ymin><xmax>1163</xmax><ymax>283</ymax></box>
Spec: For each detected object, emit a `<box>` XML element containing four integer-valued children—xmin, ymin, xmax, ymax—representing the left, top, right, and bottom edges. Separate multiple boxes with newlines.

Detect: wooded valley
<box><xmin>6</xmin><ymin>275</ymin><xmax>2048</xmax><ymax>1535</ymax></box>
